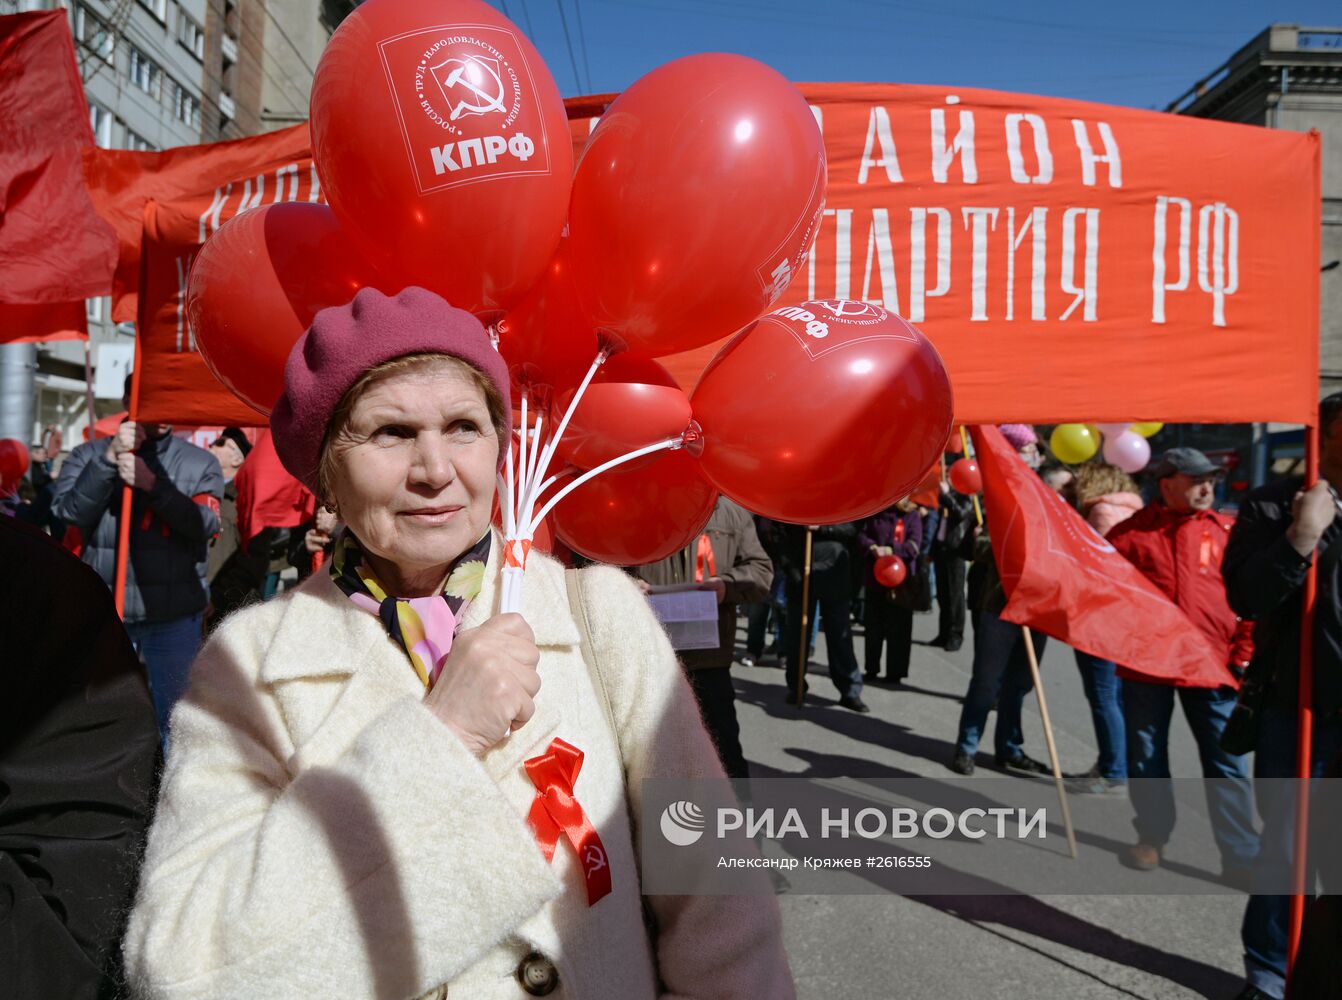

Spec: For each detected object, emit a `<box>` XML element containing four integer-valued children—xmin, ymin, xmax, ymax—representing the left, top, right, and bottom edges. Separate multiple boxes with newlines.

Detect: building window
<box><xmin>85</xmin><ymin>297</ymin><xmax>104</xmax><ymax>323</ymax></box>
<box><xmin>73</xmin><ymin>5</ymin><xmax>115</xmax><ymax>65</ymax></box>
<box><xmin>127</xmin><ymin>44</ymin><xmax>161</xmax><ymax>99</ymax></box>
<box><xmin>176</xmin><ymin>9</ymin><xmax>205</xmax><ymax>61</ymax></box>
<box><xmin>88</xmin><ymin>102</ymin><xmax>113</xmax><ymax>147</ymax></box>
<box><xmin>137</xmin><ymin>0</ymin><xmax>168</xmax><ymax>23</ymax></box>
<box><xmin>124</xmin><ymin>128</ymin><xmax>156</xmax><ymax>152</ymax></box>
<box><xmin>171</xmin><ymin>80</ymin><xmax>200</xmax><ymax>130</ymax></box>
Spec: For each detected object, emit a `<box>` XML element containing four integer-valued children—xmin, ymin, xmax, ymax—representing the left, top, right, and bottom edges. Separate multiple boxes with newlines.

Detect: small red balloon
<box><xmin>554</xmin><ymin>353</ymin><xmax>692</xmax><ymax>471</ymax></box>
<box><xmin>949</xmin><ymin>458</ymin><xmax>983</xmax><ymax>495</ymax></box>
<box><xmin>692</xmin><ymin>300</ymin><xmax>953</xmax><ymax>524</ymax></box>
<box><xmin>874</xmin><ymin>555</ymin><xmax>907</xmax><ymax>589</ymax></box>
<box><xmin>310</xmin><ymin>0</ymin><xmax>573</xmax><ymax>317</ymax></box>
<box><xmin>550</xmin><ymin>449</ymin><xmax>718</xmax><ymax>566</ymax></box>
<box><xmin>188</xmin><ymin>203</ymin><xmax>384</xmax><ymax>416</ymax></box>
<box><xmin>0</xmin><ymin>438</ymin><xmax>30</xmax><ymax>494</ymax></box>
<box><xmin>567</xmin><ymin>53</ymin><xmax>826</xmax><ymax>357</ymax></box>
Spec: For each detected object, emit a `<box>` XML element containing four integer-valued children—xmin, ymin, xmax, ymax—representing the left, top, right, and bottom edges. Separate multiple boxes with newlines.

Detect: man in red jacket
<box><xmin>1108</xmin><ymin>447</ymin><xmax>1258</xmax><ymax>883</ymax></box>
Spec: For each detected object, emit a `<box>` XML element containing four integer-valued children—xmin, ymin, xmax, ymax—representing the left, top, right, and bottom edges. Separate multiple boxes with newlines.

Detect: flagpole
<box><xmin>1288</xmin><ymin>421</ymin><xmax>1319</xmax><ymax>967</ymax></box>
<box><xmin>1021</xmin><ymin>625</ymin><xmax>1078</xmax><ymax>859</ymax></box>
<box><xmin>793</xmin><ymin>527</ymin><xmax>813</xmax><ymax>708</ymax></box>
<box><xmin>965</xmin><ymin>425</ymin><xmax>1077</xmax><ymax>860</ymax></box>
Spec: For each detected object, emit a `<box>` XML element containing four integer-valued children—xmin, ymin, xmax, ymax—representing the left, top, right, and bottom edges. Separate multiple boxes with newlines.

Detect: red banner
<box><xmin>971</xmin><ymin>424</ymin><xmax>1226</xmax><ymax>687</ymax></box>
<box><xmin>569</xmin><ymin>85</ymin><xmax>1319</xmax><ymax>425</ymax></box>
<box><xmin>84</xmin><ymin>123</ymin><xmax>314</xmax><ymax>323</ymax></box>
<box><xmin>131</xmin><ymin>139</ymin><xmax>325</xmax><ymax>424</ymax></box>
<box><xmin>0</xmin><ymin>11</ymin><xmax>116</xmax><ymax>333</ymax></box>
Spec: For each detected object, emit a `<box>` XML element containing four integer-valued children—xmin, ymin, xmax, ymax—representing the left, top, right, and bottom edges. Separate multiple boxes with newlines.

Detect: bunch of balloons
<box><xmin>1049</xmin><ymin>421</ymin><xmax>1163</xmax><ymax>472</ymax></box>
<box><xmin>184</xmin><ymin>0</ymin><xmax>955</xmax><ymax>589</ymax></box>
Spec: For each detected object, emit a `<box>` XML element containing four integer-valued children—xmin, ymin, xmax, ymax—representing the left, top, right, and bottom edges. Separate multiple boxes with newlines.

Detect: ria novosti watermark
<box><xmin>639</xmin><ymin>777</ymin><xmax>1341</xmax><ymax>896</ymax></box>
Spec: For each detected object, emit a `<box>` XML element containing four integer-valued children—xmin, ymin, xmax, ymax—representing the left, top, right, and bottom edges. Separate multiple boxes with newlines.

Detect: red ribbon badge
<box><xmin>505</xmin><ymin>538</ymin><xmax>533</xmax><ymax>569</ymax></box>
<box><xmin>524</xmin><ymin>737</ymin><xmax>612</xmax><ymax>906</ymax></box>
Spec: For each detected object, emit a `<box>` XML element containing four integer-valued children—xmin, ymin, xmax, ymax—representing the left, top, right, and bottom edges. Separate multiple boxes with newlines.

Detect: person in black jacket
<box><xmin>50</xmin><ymin>389</ymin><xmax>224</xmax><ymax>741</ymax></box>
<box><xmin>1223</xmin><ymin>394</ymin><xmax>1342</xmax><ymax>1000</ymax></box>
<box><xmin>0</xmin><ymin>516</ymin><xmax>159</xmax><ymax>999</ymax></box>
<box><xmin>778</xmin><ymin>521</ymin><xmax>868</xmax><ymax>712</ymax></box>
<box><xmin>932</xmin><ymin>477</ymin><xmax>975</xmax><ymax>651</ymax></box>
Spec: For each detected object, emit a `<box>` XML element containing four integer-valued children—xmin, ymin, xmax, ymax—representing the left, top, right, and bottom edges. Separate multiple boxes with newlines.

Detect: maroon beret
<box><xmin>270</xmin><ymin>286</ymin><xmax>512</xmax><ymax>493</ymax></box>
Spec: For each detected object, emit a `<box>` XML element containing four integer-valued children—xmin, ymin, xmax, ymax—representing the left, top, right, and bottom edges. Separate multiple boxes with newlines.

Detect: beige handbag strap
<box><xmin>564</xmin><ymin>568</ymin><xmax>622</xmax><ymax>772</ymax></box>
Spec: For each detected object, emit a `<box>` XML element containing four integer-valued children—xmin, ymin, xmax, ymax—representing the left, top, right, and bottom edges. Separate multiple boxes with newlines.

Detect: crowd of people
<box><xmin>4</xmin><ymin>339</ymin><xmax>1340</xmax><ymax>998</ymax></box>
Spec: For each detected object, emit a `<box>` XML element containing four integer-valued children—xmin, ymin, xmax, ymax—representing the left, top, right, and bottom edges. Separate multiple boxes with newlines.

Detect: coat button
<box><xmin>516</xmin><ymin>951</ymin><xmax>559</xmax><ymax>996</ymax></box>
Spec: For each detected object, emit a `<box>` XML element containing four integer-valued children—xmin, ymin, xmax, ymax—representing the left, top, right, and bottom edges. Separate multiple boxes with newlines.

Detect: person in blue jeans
<box><xmin>951</xmin><ymin>608</ymin><xmax>1049</xmax><ymax>774</ymax></box>
<box><xmin>51</xmin><ymin>381</ymin><xmax>224</xmax><ymax>743</ymax></box>
<box><xmin>1066</xmin><ymin>462</ymin><xmax>1143</xmax><ymax>792</ymax></box>
<box><xmin>1108</xmin><ymin>448</ymin><xmax>1258</xmax><ymax>878</ymax></box>
<box><xmin>948</xmin><ymin>424</ymin><xmax>1054</xmax><ymax>777</ymax></box>
<box><xmin>1222</xmin><ymin>396</ymin><xmax>1342</xmax><ymax>1000</ymax></box>
<box><xmin>1122</xmin><ymin>680</ymin><xmax>1257</xmax><ymax>875</ymax></box>
<box><xmin>778</xmin><ymin>521</ymin><xmax>868</xmax><ymax>713</ymax></box>
<box><xmin>1070</xmin><ymin>650</ymin><xmax>1127</xmax><ymax>790</ymax></box>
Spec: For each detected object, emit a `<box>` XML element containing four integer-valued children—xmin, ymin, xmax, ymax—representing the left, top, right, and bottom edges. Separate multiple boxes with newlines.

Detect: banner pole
<box><xmin>113</xmin><ymin>358</ymin><xmax>142</xmax><ymax>618</ymax></box>
<box><xmin>1288</xmin><ymin>422</ymin><xmax>1319</xmax><ymax>968</ymax></box>
<box><xmin>960</xmin><ymin>426</ymin><xmax>983</xmax><ymax>525</ymax></box>
<box><xmin>794</xmin><ymin>528</ymin><xmax>813</xmax><ymax>708</ymax></box>
<box><xmin>1021</xmin><ymin>625</ymin><xmax>1078</xmax><ymax>859</ymax></box>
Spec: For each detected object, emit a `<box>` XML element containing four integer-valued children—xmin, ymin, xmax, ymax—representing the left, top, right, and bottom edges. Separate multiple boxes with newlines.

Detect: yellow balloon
<box><xmin>1049</xmin><ymin>423</ymin><xmax>1100</xmax><ymax>464</ymax></box>
<box><xmin>1131</xmin><ymin>422</ymin><xmax>1164</xmax><ymax>438</ymax></box>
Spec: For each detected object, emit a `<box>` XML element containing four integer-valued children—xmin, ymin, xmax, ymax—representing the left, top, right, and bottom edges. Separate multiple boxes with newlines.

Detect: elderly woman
<box><xmin>124</xmin><ymin>287</ymin><xmax>793</xmax><ymax>1000</ymax></box>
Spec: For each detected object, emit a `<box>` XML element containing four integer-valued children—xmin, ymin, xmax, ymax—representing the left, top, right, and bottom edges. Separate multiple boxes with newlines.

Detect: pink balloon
<box><xmin>1102</xmin><ymin>431</ymin><xmax>1151</xmax><ymax>474</ymax></box>
<box><xmin>1096</xmin><ymin>423</ymin><xmax>1130</xmax><ymax>437</ymax></box>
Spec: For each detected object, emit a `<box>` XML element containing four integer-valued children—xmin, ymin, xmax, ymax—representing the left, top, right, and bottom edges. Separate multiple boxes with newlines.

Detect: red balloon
<box><xmin>874</xmin><ymin>555</ymin><xmax>907</xmax><ymax>589</ymax></box>
<box><xmin>554</xmin><ymin>354</ymin><xmax>692</xmax><ymax>472</ymax></box>
<box><xmin>550</xmin><ymin>449</ymin><xmax>718</xmax><ymax>566</ymax></box>
<box><xmin>567</xmin><ymin>53</ymin><xmax>826</xmax><ymax>357</ymax></box>
<box><xmin>945</xmin><ymin>429</ymin><xmax>965</xmax><ymax>455</ymax></box>
<box><xmin>692</xmin><ymin>300</ymin><xmax>953</xmax><ymax>524</ymax></box>
<box><xmin>310</xmin><ymin>0</ymin><xmax>572</xmax><ymax>318</ymax></box>
<box><xmin>0</xmin><ymin>438</ymin><xmax>29</xmax><ymax>494</ymax></box>
<box><xmin>188</xmin><ymin>203</ymin><xmax>384</xmax><ymax>415</ymax></box>
<box><xmin>949</xmin><ymin>458</ymin><xmax>983</xmax><ymax>495</ymax></box>
<box><xmin>496</xmin><ymin>243</ymin><xmax>600</xmax><ymax>397</ymax></box>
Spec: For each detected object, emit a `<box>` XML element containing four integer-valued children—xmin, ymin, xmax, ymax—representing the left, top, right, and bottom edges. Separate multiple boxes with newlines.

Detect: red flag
<box><xmin>0</xmin><ymin>11</ymin><xmax>117</xmax><ymax>314</ymax></box>
<box><xmin>970</xmin><ymin>424</ymin><xmax>1226</xmax><ymax>687</ymax></box>
<box><xmin>83</xmin><ymin>123</ymin><xmax>314</xmax><ymax>322</ymax></box>
<box><xmin>234</xmin><ymin>430</ymin><xmax>315</xmax><ymax>546</ymax></box>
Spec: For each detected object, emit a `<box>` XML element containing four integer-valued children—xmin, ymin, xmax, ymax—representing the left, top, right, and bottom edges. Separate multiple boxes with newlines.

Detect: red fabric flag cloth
<box><xmin>970</xmin><ymin>424</ymin><xmax>1226</xmax><ymax>687</ymax></box>
<box><xmin>0</xmin><ymin>300</ymin><xmax>87</xmax><ymax>343</ymax></box>
<box><xmin>234</xmin><ymin>429</ymin><xmax>316</xmax><ymax>546</ymax></box>
<box><xmin>82</xmin><ymin>123</ymin><xmax>314</xmax><ymax>323</ymax></box>
<box><xmin>0</xmin><ymin>12</ymin><xmax>117</xmax><ymax>305</ymax></box>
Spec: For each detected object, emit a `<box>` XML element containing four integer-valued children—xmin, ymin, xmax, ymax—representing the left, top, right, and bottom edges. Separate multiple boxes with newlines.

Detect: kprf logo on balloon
<box><xmin>768</xmin><ymin>300</ymin><xmax>915</xmax><ymax>361</ymax></box>
<box><xmin>377</xmin><ymin>24</ymin><xmax>552</xmax><ymax>194</ymax></box>
<box><xmin>660</xmin><ymin>801</ymin><xmax>707</xmax><ymax>847</ymax></box>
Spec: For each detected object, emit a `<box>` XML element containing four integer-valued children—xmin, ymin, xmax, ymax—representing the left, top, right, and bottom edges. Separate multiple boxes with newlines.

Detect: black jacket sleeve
<box><xmin>146</xmin><ymin>453</ymin><xmax>224</xmax><ymax>542</ymax></box>
<box><xmin>49</xmin><ymin>443</ymin><xmax>119</xmax><ymax>532</ymax></box>
<box><xmin>0</xmin><ymin>519</ymin><xmax>160</xmax><ymax>999</ymax></box>
<box><xmin>1223</xmin><ymin>492</ymin><xmax>1313</xmax><ymax>620</ymax></box>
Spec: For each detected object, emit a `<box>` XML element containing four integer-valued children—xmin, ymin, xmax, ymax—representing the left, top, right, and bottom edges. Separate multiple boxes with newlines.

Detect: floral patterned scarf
<box><xmin>331</xmin><ymin>530</ymin><xmax>491</xmax><ymax>689</ymax></box>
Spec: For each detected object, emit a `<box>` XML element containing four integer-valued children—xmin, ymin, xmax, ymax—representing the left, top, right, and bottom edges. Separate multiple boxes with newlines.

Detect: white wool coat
<box><xmin>124</xmin><ymin>533</ymin><xmax>794</xmax><ymax>999</ymax></box>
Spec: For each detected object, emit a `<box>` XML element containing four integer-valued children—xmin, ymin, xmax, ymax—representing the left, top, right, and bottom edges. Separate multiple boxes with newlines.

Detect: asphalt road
<box><xmin>727</xmin><ymin>606</ymin><xmax>1249</xmax><ymax>1000</ymax></box>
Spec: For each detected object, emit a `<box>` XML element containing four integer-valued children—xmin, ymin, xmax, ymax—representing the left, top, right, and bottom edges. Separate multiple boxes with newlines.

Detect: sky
<box><xmin>485</xmin><ymin>0</ymin><xmax>1340</xmax><ymax>111</ymax></box>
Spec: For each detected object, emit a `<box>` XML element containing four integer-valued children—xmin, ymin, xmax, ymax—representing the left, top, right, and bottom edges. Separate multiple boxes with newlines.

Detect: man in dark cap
<box><xmin>1107</xmin><ymin>447</ymin><xmax>1259</xmax><ymax>883</ymax></box>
